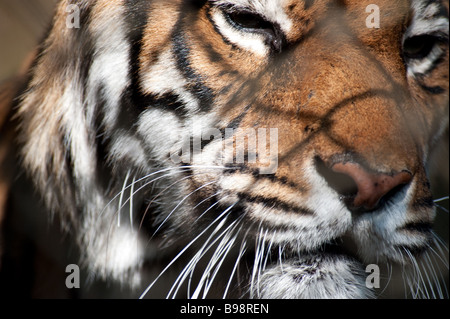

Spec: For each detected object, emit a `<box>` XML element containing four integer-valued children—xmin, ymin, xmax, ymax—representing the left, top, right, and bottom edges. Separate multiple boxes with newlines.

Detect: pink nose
<box><xmin>331</xmin><ymin>162</ymin><xmax>413</xmax><ymax>211</ymax></box>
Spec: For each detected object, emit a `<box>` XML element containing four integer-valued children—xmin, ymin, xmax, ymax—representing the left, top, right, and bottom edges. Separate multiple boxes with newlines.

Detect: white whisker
<box><xmin>223</xmin><ymin>238</ymin><xmax>247</xmax><ymax>299</ymax></box>
<box><xmin>201</xmin><ymin>223</ymin><xmax>242</xmax><ymax>298</ymax></box>
<box><xmin>153</xmin><ymin>180</ymin><xmax>218</xmax><ymax>237</ymax></box>
<box><xmin>194</xmin><ymin>194</ymin><xmax>230</xmax><ymax>223</ymax></box>
<box><xmin>434</xmin><ymin>196</ymin><xmax>449</xmax><ymax>203</ymax></box>
<box><xmin>169</xmin><ymin>213</ymin><xmax>234</xmax><ymax>299</ymax></box>
<box><xmin>423</xmin><ymin>251</ymin><xmax>443</xmax><ymax>299</ymax></box>
<box><xmin>100</xmin><ymin>165</ymin><xmax>227</xmax><ymax>218</ymax></box>
<box><xmin>129</xmin><ymin>176</ymin><xmax>136</xmax><ymax>231</ymax></box>
<box><xmin>378</xmin><ymin>262</ymin><xmax>392</xmax><ymax>297</ymax></box>
<box><xmin>117</xmin><ymin>170</ymin><xmax>131</xmax><ymax>227</ymax></box>
<box><xmin>139</xmin><ymin>202</ymin><xmax>238</xmax><ymax>299</ymax></box>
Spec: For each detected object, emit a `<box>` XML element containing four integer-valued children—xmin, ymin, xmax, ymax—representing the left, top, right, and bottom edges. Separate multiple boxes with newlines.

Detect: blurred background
<box><xmin>0</xmin><ymin>0</ymin><xmax>58</xmax><ymax>83</ymax></box>
<box><xmin>0</xmin><ymin>0</ymin><xmax>448</xmax><ymax>298</ymax></box>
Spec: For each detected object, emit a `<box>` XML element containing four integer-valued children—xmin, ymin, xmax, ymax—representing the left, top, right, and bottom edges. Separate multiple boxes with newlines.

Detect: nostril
<box><xmin>315</xmin><ymin>157</ymin><xmax>413</xmax><ymax>213</ymax></box>
<box><xmin>315</xmin><ymin>157</ymin><xmax>358</xmax><ymax>199</ymax></box>
<box><xmin>332</xmin><ymin>162</ymin><xmax>412</xmax><ymax>212</ymax></box>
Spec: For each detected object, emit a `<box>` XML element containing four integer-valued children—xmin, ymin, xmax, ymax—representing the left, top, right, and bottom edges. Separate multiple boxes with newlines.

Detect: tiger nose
<box><xmin>317</xmin><ymin>159</ymin><xmax>413</xmax><ymax>212</ymax></box>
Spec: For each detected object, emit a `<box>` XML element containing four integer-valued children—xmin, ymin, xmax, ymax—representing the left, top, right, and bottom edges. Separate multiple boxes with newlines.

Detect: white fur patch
<box><xmin>410</xmin><ymin>0</ymin><xmax>449</xmax><ymax>36</ymax></box>
<box><xmin>83</xmin><ymin>214</ymin><xmax>145</xmax><ymax>287</ymax></box>
<box><xmin>254</xmin><ymin>254</ymin><xmax>374</xmax><ymax>299</ymax></box>
<box><xmin>137</xmin><ymin>108</ymin><xmax>184</xmax><ymax>162</ymax></box>
<box><xmin>109</xmin><ymin>134</ymin><xmax>149</xmax><ymax>169</ymax></box>
<box><xmin>61</xmin><ymin>80</ymin><xmax>96</xmax><ymax>187</ymax></box>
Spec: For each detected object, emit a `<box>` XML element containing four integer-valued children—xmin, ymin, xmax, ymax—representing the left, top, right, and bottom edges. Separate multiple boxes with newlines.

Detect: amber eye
<box><xmin>403</xmin><ymin>35</ymin><xmax>439</xmax><ymax>60</ymax></box>
<box><xmin>225</xmin><ymin>10</ymin><xmax>273</xmax><ymax>31</ymax></box>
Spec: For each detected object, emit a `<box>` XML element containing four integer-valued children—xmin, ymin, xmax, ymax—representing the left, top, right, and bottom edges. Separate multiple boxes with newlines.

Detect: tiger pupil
<box><xmin>403</xmin><ymin>35</ymin><xmax>436</xmax><ymax>59</ymax></box>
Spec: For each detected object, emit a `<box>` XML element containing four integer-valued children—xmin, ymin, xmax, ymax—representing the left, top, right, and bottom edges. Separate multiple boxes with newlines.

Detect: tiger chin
<box><xmin>0</xmin><ymin>0</ymin><xmax>448</xmax><ymax>299</ymax></box>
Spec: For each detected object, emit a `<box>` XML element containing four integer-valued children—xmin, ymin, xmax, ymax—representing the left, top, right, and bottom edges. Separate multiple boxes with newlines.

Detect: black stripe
<box><xmin>75</xmin><ymin>5</ymin><xmax>95</xmax><ymax>102</ymax></box>
<box><xmin>419</xmin><ymin>84</ymin><xmax>445</xmax><ymax>94</ymax></box>
<box><xmin>120</xmin><ymin>0</ymin><xmax>151</xmax><ymax>117</ymax></box>
<box><xmin>398</xmin><ymin>222</ymin><xmax>433</xmax><ymax>234</ymax></box>
<box><xmin>224</xmin><ymin>166</ymin><xmax>307</xmax><ymax>192</ymax></box>
<box><xmin>171</xmin><ymin>9</ymin><xmax>215</xmax><ymax>113</ymax></box>
<box><xmin>238</xmin><ymin>192</ymin><xmax>314</xmax><ymax>215</ymax></box>
<box><xmin>143</xmin><ymin>92</ymin><xmax>190</xmax><ymax>118</ymax></box>
<box><xmin>93</xmin><ymin>1</ymin><xmax>151</xmax><ymax>185</ymax></box>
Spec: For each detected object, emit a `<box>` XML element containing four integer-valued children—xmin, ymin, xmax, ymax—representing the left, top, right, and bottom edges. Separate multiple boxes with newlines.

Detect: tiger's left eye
<box><xmin>225</xmin><ymin>10</ymin><xmax>273</xmax><ymax>31</ymax></box>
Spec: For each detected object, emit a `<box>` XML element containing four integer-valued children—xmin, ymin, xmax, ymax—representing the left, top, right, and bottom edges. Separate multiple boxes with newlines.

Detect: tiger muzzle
<box><xmin>316</xmin><ymin>157</ymin><xmax>413</xmax><ymax>213</ymax></box>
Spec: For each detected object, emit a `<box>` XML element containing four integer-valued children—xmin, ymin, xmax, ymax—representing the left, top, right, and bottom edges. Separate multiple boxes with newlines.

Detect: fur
<box><xmin>0</xmin><ymin>0</ymin><xmax>448</xmax><ymax>299</ymax></box>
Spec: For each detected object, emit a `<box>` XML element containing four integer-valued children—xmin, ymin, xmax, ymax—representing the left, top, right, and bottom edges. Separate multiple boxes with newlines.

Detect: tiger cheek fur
<box><xmin>1</xmin><ymin>0</ymin><xmax>448</xmax><ymax>299</ymax></box>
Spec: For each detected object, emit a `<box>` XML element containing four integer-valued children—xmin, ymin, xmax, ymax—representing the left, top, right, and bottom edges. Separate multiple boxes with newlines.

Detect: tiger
<box><xmin>0</xmin><ymin>0</ymin><xmax>448</xmax><ymax>299</ymax></box>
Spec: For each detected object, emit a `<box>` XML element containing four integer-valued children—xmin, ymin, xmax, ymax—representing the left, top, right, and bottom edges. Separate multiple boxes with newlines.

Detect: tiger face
<box><xmin>12</xmin><ymin>0</ymin><xmax>449</xmax><ymax>298</ymax></box>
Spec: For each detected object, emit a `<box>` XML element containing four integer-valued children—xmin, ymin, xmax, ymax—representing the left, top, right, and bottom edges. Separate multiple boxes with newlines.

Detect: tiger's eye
<box><xmin>226</xmin><ymin>11</ymin><xmax>273</xmax><ymax>31</ymax></box>
<box><xmin>403</xmin><ymin>35</ymin><xmax>438</xmax><ymax>59</ymax></box>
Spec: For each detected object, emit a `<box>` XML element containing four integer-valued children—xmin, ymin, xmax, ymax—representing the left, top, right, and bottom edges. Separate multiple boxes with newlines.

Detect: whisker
<box><xmin>223</xmin><ymin>237</ymin><xmax>247</xmax><ymax>299</ymax></box>
<box><xmin>117</xmin><ymin>170</ymin><xmax>131</xmax><ymax>227</ymax></box>
<box><xmin>169</xmin><ymin>213</ymin><xmax>237</xmax><ymax>299</ymax></box>
<box><xmin>193</xmin><ymin>190</ymin><xmax>224</xmax><ymax>210</ymax></box>
<box><xmin>201</xmin><ymin>221</ymin><xmax>243</xmax><ymax>298</ymax></box>
<box><xmin>428</xmin><ymin>247</ymin><xmax>450</xmax><ymax>299</ymax></box>
<box><xmin>194</xmin><ymin>194</ymin><xmax>230</xmax><ymax>224</ymax></box>
<box><xmin>420</xmin><ymin>251</ymin><xmax>437</xmax><ymax>299</ymax></box>
<box><xmin>378</xmin><ymin>262</ymin><xmax>392</xmax><ymax>298</ymax></box>
<box><xmin>100</xmin><ymin>165</ymin><xmax>227</xmax><ymax>218</ymax></box>
<box><xmin>434</xmin><ymin>196</ymin><xmax>449</xmax><ymax>203</ymax></box>
<box><xmin>152</xmin><ymin>180</ymin><xmax>218</xmax><ymax>237</ymax></box>
<box><xmin>263</xmin><ymin>231</ymin><xmax>275</xmax><ymax>272</ymax></box>
<box><xmin>139</xmin><ymin>173</ymin><xmax>196</xmax><ymax>231</ymax></box>
<box><xmin>278</xmin><ymin>244</ymin><xmax>285</xmax><ymax>274</ymax></box>
<box><xmin>173</xmin><ymin>207</ymin><xmax>244</xmax><ymax>299</ymax></box>
<box><xmin>434</xmin><ymin>196</ymin><xmax>449</xmax><ymax>213</ymax></box>
<box><xmin>423</xmin><ymin>251</ymin><xmax>443</xmax><ymax>299</ymax></box>
<box><xmin>139</xmin><ymin>202</ymin><xmax>238</xmax><ymax>299</ymax></box>
<box><xmin>430</xmin><ymin>232</ymin><xmax>449</xmax><ymax>264</ymax></box>
<box><xmin>250</xmin><ymin>227</ymin><xmax>268</xmax><ymax>299</ymax></box>
<box><xmin>407</xmin><ymin>248</ymin><xmax>430</xmax><ymax>298</ymax></box>
<box><xmin>129</xmin><ymin>176</ymin><xmax>136</xmax><ymax>231</ymax></box>
<box><xmin>403</xmin><ymin>247</ymin><xmax>420</xmax><ymax>298</ymax></box>
<box><xmin>435</xmin><ymin>204</ymin><xmax>449</xmax><ymax>213</ymax></box>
